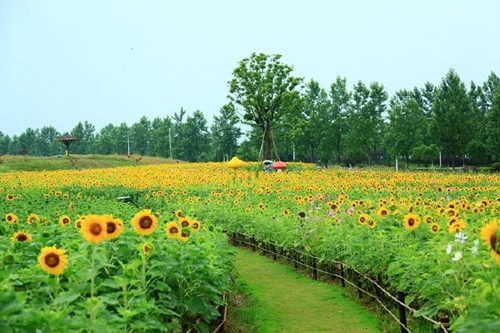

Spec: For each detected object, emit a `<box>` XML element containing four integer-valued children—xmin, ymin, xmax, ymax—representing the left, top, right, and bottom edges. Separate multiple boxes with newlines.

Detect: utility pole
<box><xmin>124</xmin><ymin>132</ymin><xmax>132</xmax><ymax>155</ymax></box>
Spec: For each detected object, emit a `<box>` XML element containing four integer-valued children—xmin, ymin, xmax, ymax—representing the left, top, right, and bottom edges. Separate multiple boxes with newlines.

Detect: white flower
<box><xmin>455</xmin><ymin>232</ymin><xmax>467</xmax><ymax>243</ymax></box>
<box><xmin>446</xmin><ymin>243</ymin><xmax>453</xmax><ymax>254</ymax></box>
<box><xmin>452</xmin><ymin>251</ymin><xmax>463</xmax><ymax>261</ymax></box>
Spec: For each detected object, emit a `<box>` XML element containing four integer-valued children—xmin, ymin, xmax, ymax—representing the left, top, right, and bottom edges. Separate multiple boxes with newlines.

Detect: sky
<box><xmin>1</xmin><ymin>0</ymin><xmax>499</xmax><ymax>137</ymax></box>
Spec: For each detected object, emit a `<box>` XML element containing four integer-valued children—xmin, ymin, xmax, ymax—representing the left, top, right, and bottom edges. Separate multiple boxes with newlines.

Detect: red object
<box><xmin>273</xmin><ymin>161</ymin><xmax>286</xmax><ymax>170</ymax></box>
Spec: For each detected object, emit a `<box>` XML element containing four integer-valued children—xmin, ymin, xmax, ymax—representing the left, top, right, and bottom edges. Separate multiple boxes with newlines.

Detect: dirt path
<box><xmin>233</xmin><ymin>247</ymin><xmax>382</xmax><ymax>333</ymax></box>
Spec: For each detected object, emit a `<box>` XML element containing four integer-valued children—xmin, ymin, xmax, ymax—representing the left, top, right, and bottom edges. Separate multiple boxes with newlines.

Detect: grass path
<box><xmin>232</xmin><ymin>247</ymin><xmax>382</xmax><ymax>333</ymax></box>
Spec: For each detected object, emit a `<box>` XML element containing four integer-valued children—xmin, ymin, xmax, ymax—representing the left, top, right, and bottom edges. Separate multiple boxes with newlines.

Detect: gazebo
<box><xmin>56</xmin><ymin>133</ymin><xmax>78</xmax><ymax>156</ymax></box>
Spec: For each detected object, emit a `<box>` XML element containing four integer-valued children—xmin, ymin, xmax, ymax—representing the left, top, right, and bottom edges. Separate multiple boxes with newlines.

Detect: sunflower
<box><xmin>5</xmin><ymin>213</ymin><xmax>18</xmax><ymax>224</ymax></box>
<box><xmin>27</xmin><ymin>213</ymin><xmax>40</xmax><ymax>225</ymax></box>
<box><xmin>68</xmin><ymin>201</ymin><xmax>74</xmax><ymax>211</ymax></box>
<box><xmin>174</xmin><ymin>209</ymin><xmax>183</xmax><ymax>218</ymax></box>
<box><xmin>75</xmin><ymin>216</ymin><xmax>85</xmax><ymax>229</ymax></box>
<box><xmin>131</xmin><ymin>209</ymin><xmax>157</xmax><ymax>235</ymax></box>
<box><xmin>103</xmin><ymin>215</ymin><xmax>124</xmax><ymax>239</ymax></box>
<box><xmin>358</xmin><ymin>213</ymin><xmax>369</xmax><ymax>225</ymax></box>
<box><xmin>141</xmin><ymin>243</ymin><xmax>153</xmax><ymax>255</ymax></box>
<box><xmin>283</xmin><ymin>209</ymin><xmax>290</xmax><ymax>216</ymax></box>
<box><xmin>480</xmin><ymin>219</ymin><xmax>500</xmax><ymax>264</ymax></box>
<box><xmin>165</xmin><ymin>221</ymin><xmax>181</xmax><ymax>239</ymax></box>
<box><xmin>6</xmin><ymin>194</ymin><xmax>14</xmax><ymax>201</ymax></box>
<box><xmin>403</xmin><ymin>213</ymin><xmax>420</xmax><ymax>230</ymax></box>
<box><xmin>179</xmin><ymin>217</ymin><xmax>192</xmax><ymax>229</ymax></box>
<box><xmin>367</xmin><ymin>219</ymin><xmax>377</xmax><ymax>229</ymax></box>
<box><xmin>11</xmin><ymin>230</ymin><xmax>32</xmax><ymax>242</ymax></box>
<box><xmin>376</xmin><ymin>207</ymin><xmax>389</xmax><ymax>219</ymax></box>
<box><xmin>180</xmin><ymin>229</ymin><xmax>190</xmax><ymax>242</ymax></box>
<box><xmin>59</xmin><ymin>215</ymin><xmax>71</xmax><ymax>227</ymax></box>
<box><xmin>423</xmin><ymin>215</ymin><xmax>433</xmax><ymax>224</ymax></box>
<box><xmin>190</xmin><ymin>219</ymin><xmax>201</xmax><ymax>233</ymax></box>
<box><xmin>430</xmin><ymin>223</ymin><xmax>440</xmax><ymax>233</ymax></box>
<box><xmin>38</xmin><ymin>246</ymin><xmax>68</xmax><ymax>275</ymax></box>
<box><xmin>80</xmin><ymin>214</ymin><xmax>107</xmax><ymax>243</ymax></box>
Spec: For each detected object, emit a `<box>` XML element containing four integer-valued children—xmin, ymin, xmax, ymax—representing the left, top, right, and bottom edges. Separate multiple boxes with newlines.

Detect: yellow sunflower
<box><xmin>141</xmin><ymin>243</ymin><xmax>153</xmax><ymax>255</ymax></box>
<box><xmin>75</xmin><ymin>216</ymin><xmax>85</xmax><ymax>229</ymax></box>
<box><xmin>480</xmin><ymin>219</ymin><xmax>500</xmax><ymax>264</ymax></box>
<box><xmin>6</xmin><ymin>194</ymin><xmax>14</xmax><ymax>201</ymax></box>
<box><xmin>5</xmin><ymin>213</ymin><xmax>18</xmax><ymax>224</ymax></box>
<box><xmin>430</xmin><ymin>223</ymin><xmax>440</xmax><ymax>233</ymax></box>
<box><xmin>174</xmin><ymin>209</ymin><xmax>183</xmax><ymax>218</ymax></box>
<box><xmin>131</xmin><ymin>209</ymin><xmax>158</xmax><ymax>235</ymax></box>
<box><xmin>403</xmin><ymin>213</ymin><xmax>420</xmax><ymax>230</ymax></box>
<box><xmin>165</xmin><ymin>221</ymin><xmax>181</xmax><ymax>239</ymax></box>
<box><xmin>358</xmin><ymin>213</ymin><xmax>369</xmax><ymax>225</ymax></box>
<box><xmin>367</xmin><ymin>219</ymin><xmax>377</xmax><ymax>229</ymax></box>
<box><xmin>376</xmin><ymin>207</ymin><xmax>389</xmax><ymax>219</ymax></box>
<box><xmin>180</xmin><ymin>229</ymin><xmax>190</xmax><ymax>242</ymax></box>
<box><xmin>11</xmin><ymin>230</ymin><xmax>33</xmax><ymax>242</ymax></box>
<box><xmin>179</xmin><ymin>217</ymin><xmax>192</xmax><ymax>229</ymax></box>
<box><xmin>59</xmin><ymin>215</ymin><xmax>71</xmax><ymax>227</ymax></box>
<box><xmin>190</xmin><ymin>219</ymin><xmax>201</xmax><ymax>233</ymax></box>
<box><xmin>27</xmin><ymin>213</ymin><xmax>40</xmax><ymax>225</ymax></box>
<box><xmin>38</xmin><ymin>246</ymin><xmax>68</xmax><ymax>275</ymax></box>
<box><xmin>103</xmin><ymin>215</ymin><xmax>124</xmax><ymax>239</ymax></box>
<box><xmin>80</xmin><ymin>214</ymin><xmax>107</xmax><ymax>243</ymax></box>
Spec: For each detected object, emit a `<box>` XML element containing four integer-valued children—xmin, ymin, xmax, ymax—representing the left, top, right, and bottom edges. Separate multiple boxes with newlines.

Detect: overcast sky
<box><xmin>1</xmin><ymin>0</ymin><xmax>499</xmax><ymax>137</ymax></box>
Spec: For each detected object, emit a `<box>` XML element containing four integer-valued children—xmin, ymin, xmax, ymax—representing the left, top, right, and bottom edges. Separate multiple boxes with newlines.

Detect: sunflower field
<box><xmin>1</xmin><ymin>163</ymin><xmax>500</xmax><ymax>332</ymax></box>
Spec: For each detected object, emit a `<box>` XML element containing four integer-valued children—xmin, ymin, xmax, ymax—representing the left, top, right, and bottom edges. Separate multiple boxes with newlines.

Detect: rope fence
<box><xmin>227</xmin><ymin>231</ymin><xmax>451</xmax><ymax>333</ymax></box>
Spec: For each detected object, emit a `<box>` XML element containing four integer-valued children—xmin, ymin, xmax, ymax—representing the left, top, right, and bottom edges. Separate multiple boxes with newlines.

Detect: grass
<box><xmin>229</xmin><ymin>247</ymin><xmax>382</xmax><ymax>333</ymax></box>
<box><xmin>0</xmin><ymin>154</ymin><xmax>178</xmax><ymax>172</ymax></box>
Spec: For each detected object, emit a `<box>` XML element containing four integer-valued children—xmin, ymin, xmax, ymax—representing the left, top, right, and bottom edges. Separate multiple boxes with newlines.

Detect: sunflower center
<box><xmin>107</xmin><ymin>222</ymin><xmax>116</xmax><ymax>234</ymax></box>
<box><xmin>90</xmin><ymin>222</ymin><xmax>103</xmax><ymax>236</ymax></box>
<box><xmin>45</xmin><ymin>253</ymin><xmax>60</xmax><ymax>267</ymax></box>
<box><xmin>408</xmin><ymin>218</ymin><xmax>415</xmax><ymax>226</ymax></box>
<box><xmin>7</xmin><ymin>215</ymin><xmax>13</xmax><ymax>221</ymax></box>
<box><xmin>181</xmin><ymin>221</ymin><xmax>189</xmax><ymax>228</ymax></box>
<box><xmin>432</xmin><ymin>225</ymin><xmax>438</xmax><ymax>232</ymax></box>
<box><xmin>139</xmin><ymin>216</ymin><xmax>153</xmax><ymax>229</ymax></box>
<box><xmin>170</xmin><ymin>227</ymin><xmax>179</xmax><ymax>234</ymax></box>
<box><xmin>490</xmin><ymin>234</ymin><xmax>500</xmax><ymax>255</ymax></box>
<box><xmin>17</xmin><ymin>234</ymin><xmax>28</xmax><ymax>241</ymax></box>
<box><xmin>62</xmin><ymin>218</ymin><xmax>69</xmax><ymax>224</ymax></box>
<box><xmin>193</xmin><ymin>223</ymin><xmax>199</xmax><ymax>229</ymax></box>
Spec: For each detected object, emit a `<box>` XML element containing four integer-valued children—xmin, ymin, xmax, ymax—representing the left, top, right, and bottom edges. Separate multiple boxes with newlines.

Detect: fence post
<box><xmin>293</xmin><ymin>249</ymin><xmax>299</xmax><ymax>269</ymax></box>
<box><xmin>340</xmin><ymin>264</ymin><xmax>345</xmax><ymax>287</ymax></box>
<box><xmin>251</xmin><ymin>236</ymin><xmax>256</xmax><ymax>251</ymax></box>
<box><xmin>311</xmin><ymin>256</ymin><xmax>318</xmax><ymax>280</ymax></box>
<box><xmin>397</xmin><ymin>291</ymin><xmax>409</xmax><ymax>333</ymax></box>
<box><xmin>232</xmin><ymin>232</ymin><xmax>238</xmax><ymax>246</ymax></box>
<box><xmin>272</xmin><ymin>243</ymin><xmax>277</xmax><ymax>261</ymax></box>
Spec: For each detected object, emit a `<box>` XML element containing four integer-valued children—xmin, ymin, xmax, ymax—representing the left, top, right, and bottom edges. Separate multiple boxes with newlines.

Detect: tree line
<box><xmin>1</xmin><ymin>53</ymin><xmax>499</xmax><ymax>167</ymax></box>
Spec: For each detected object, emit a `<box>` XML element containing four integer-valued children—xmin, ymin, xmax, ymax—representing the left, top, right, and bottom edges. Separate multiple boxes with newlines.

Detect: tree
<box><xmin>17</xmin><ymin>128</ymin><xmax>38</xmax><ymax>155</ymax></box>
<box><xmin>430</xmin><ymin>69</ymin><xmax>474</xmax><ymax>167</ymax></box>
<box><xmin>130</xmin><ymin>116</ymin><xmax>151</xmax><ymax>156</ymax></box>
<box><xmin>210</xmin><ymin>103</ymin><xmax>242</xmax><ymax>161</ymax></box>
<box><xmin>37</xmin><ymin>126</ymin><xmax>61</xmax><ymax>156</ymax></box>
<box><xmin>179</xmin><ymin>110</ymin><xmax>210</xmax><ymax>162</ymax></box>
<box><xmin>344</xmin><ymin>81</ymin><xmax>388</xmax><ymax>165</ymax></box>
<box><xmin>486</xmin><ymin>89</ymin><xmax>500</xmax><ymax>161</ymax></box>
<box><xmin>385</xmin><ymin>90</ymin><xmax>426</xmax><ymax>168</ymax></box>
<box><xmin>228</xmin><ymin>53</ymin><xmax>302</xmax><ymax>160</ymax></box>
<box><xmin>149</xmin><ymin>116</ymin><xmax>173</xmax><ymax>158</ymax></box>
<box><xmin>0</xmin><ymin>132</ymin><xmax>11</xmax><ymax>154</ymax></box>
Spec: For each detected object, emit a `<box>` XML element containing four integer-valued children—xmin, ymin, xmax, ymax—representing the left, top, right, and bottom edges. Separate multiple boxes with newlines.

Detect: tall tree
<box><xmin>37</xmin><ymin>126</ymin><xmax>61</xmax><ymax>156</ymax></box>
<box><xmin>328</xmin><ymin>76</ymin><xmax>350</xmax><ymax>164</ymax></box>
<box><xmin>228</xmin><ymin>53</ymin><xmax>302</xmax><ymax>160</ymax></box>
<box><xmin>130</xmin><ymin>116</ymin><xmax>151</xmax><ymax>156</ymax></box>
<box><xmin>486</xmin><ymin>89</ymin><xmax>500</xmax><ymax>161</ymax></box>
<box><xmin>149</xmin><ymin>116</ymin><xmax>173</xmax><ymax>158</ymax></box>
<box><xmin>210</xmin><ymin>104</ymin><xmax>242</xmax><ymax>161</ymax></box>
<box><xmin>385</xmin><ymin>90</ymin><xmax>426</xmax><ymax>168</ymax></box>
<box><xmin>180</xmin><ymin>110</ymin><xmax>210</xmax><ymax>162</ymax></box>
<box><xmin>0</xmin><ymin>132</ymin><xmax>11</xmax><ymax>154</ymax></box>
<box><xmin>17</xmin><ymin>128</ymin><xmax>38</xmax><ymax>155</ymax></box>
<box><xmin>430</xmin><ymin>69</ymin><xmax>474</xmax><ymax>167</ymax></box>
<box><xmin>345</xmin><ymin>81</ymin><xmax>388</xmax><ymax>164</ymax></box>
